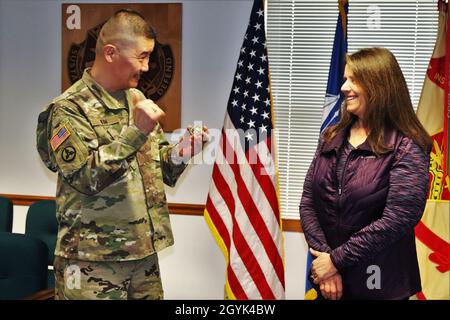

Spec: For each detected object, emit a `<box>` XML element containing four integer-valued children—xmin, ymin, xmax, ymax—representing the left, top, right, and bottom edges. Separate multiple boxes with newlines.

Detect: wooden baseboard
<box><xmin>23</xmin><ymin>288</ymin><xmax>54</xmax><ymax>300</ymax></box>
<box><xmin>0</xmin><ymin>194</ymin><xmax>302</xmax><ymax>232</ymax></box>
<box><xmin>2</xmin><ymin>194</ymin><xmax>55</xmax><ymax>206</ymax></box>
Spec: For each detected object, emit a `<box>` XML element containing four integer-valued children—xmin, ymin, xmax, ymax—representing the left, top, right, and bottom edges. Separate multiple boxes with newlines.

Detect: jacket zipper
<box><xmin>336</xmin><ymin>149</ymin><xmax>354</xmax><ymax>243</ymax></box>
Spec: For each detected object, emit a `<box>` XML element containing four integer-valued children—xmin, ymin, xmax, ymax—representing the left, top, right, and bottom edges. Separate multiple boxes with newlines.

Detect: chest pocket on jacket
<box><xmin>90</xmin><ymin>115</ymin><xmax>123</xmax><ymax>144</ymax></box>
<box><xmin>348</xmin><ymin>154</ymin><xmax>390</xmax><ymax>189</ymax></box>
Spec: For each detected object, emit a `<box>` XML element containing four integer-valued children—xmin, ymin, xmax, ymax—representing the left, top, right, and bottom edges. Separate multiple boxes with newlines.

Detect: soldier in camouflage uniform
<box><xmin>36</xmin><ymin>9</ymin><xmax>206</xmax><ymax>300</ymax></box>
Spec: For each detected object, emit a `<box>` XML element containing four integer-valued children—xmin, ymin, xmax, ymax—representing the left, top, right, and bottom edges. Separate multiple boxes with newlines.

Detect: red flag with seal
<box><xmin>415</xmin><ymin>0</ymin><xmax>450</xmax><ymax>300</ymax></box>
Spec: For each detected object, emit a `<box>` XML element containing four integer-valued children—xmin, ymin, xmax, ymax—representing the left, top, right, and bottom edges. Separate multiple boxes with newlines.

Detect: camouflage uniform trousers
<box><xmin>54</xmin><ymin>253</ymin><xmax>163</xmax><ymax>300</ymax></box>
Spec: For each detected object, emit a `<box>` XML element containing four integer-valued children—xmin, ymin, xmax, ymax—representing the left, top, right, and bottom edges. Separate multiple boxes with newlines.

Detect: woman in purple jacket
<box><xmin>300</xmin><ymin>47</ymin><xmax>431</xmax><ymax>300</ymax></box>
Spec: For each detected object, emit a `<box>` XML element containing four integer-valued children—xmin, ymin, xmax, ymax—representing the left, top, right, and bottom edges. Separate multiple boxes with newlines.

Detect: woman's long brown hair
<box><xmin>324</xmin><ymin>47</ymin><xmax>432</xmax><ymax>154</ymax></box>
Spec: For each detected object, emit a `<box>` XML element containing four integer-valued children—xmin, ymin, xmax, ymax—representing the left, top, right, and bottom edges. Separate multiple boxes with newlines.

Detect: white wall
<box><xmin>0</xmin><ymin>0</ymin><xmax>306</xmax><ymax>299</ymax></box>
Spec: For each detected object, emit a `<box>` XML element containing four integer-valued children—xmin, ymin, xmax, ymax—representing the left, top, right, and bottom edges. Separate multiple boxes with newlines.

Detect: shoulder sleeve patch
<box><xmin>52</xmin><ymin>120</ymin><xmax>89</xmax><ymax>176</ymax></box>
<box><xmin>50</xmin><ymin>125</ymin><xmax>71</xmax><ymax>151</ymax></box>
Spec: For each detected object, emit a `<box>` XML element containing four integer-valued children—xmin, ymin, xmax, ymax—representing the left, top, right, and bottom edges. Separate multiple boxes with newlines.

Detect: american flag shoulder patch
<box><xmin>50</xmin><ymin>125</ymin><xmax>71</xmax><ymax>151</ymax></box>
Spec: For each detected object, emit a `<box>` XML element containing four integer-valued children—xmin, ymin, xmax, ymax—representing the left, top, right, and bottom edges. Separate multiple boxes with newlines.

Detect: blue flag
<box><xmin>321</xmin><ymin>0</ymin><xmax>348</xmax><ymax>133</ymax></box>
<box><xmin>304</xmin><ymin>0</ymin><xmax>348</xmax><ymax>300</ymax></box>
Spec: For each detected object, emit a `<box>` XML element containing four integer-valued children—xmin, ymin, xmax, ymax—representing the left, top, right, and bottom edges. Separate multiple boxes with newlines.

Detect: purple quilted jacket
<box><xmin>300</xmin><ymin>126</ymin><xmax>430</xmax><ymax>299</ymax></box>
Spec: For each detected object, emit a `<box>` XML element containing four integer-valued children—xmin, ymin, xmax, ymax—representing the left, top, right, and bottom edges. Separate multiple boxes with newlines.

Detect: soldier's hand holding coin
<box><xmin>132</xmin><ymin>92</ymin><xmax>166</xmax><ymax>135</ymax></box>
<box><xmin>177</xmin><ymin>124</ymin><xmax>210</xmax><ymax>158</ymax></box>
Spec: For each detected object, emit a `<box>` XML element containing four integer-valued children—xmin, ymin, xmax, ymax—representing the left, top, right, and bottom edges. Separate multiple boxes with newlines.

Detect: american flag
<box><xmin>50</xmin><ymin>125</ymin><xmax>70</xmax><ymax>151</ymax></box>
<box><xmin>204</xmin><ymin>0</ymin><xmax>285</xmax><ymax>300</ymax></box>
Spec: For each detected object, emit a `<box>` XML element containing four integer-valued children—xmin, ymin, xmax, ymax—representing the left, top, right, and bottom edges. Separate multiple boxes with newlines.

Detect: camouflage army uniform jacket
<box><xmin>36</xmin><ymin>69</ymin><xmax>187</xmax><ymax>262</ymax></box>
